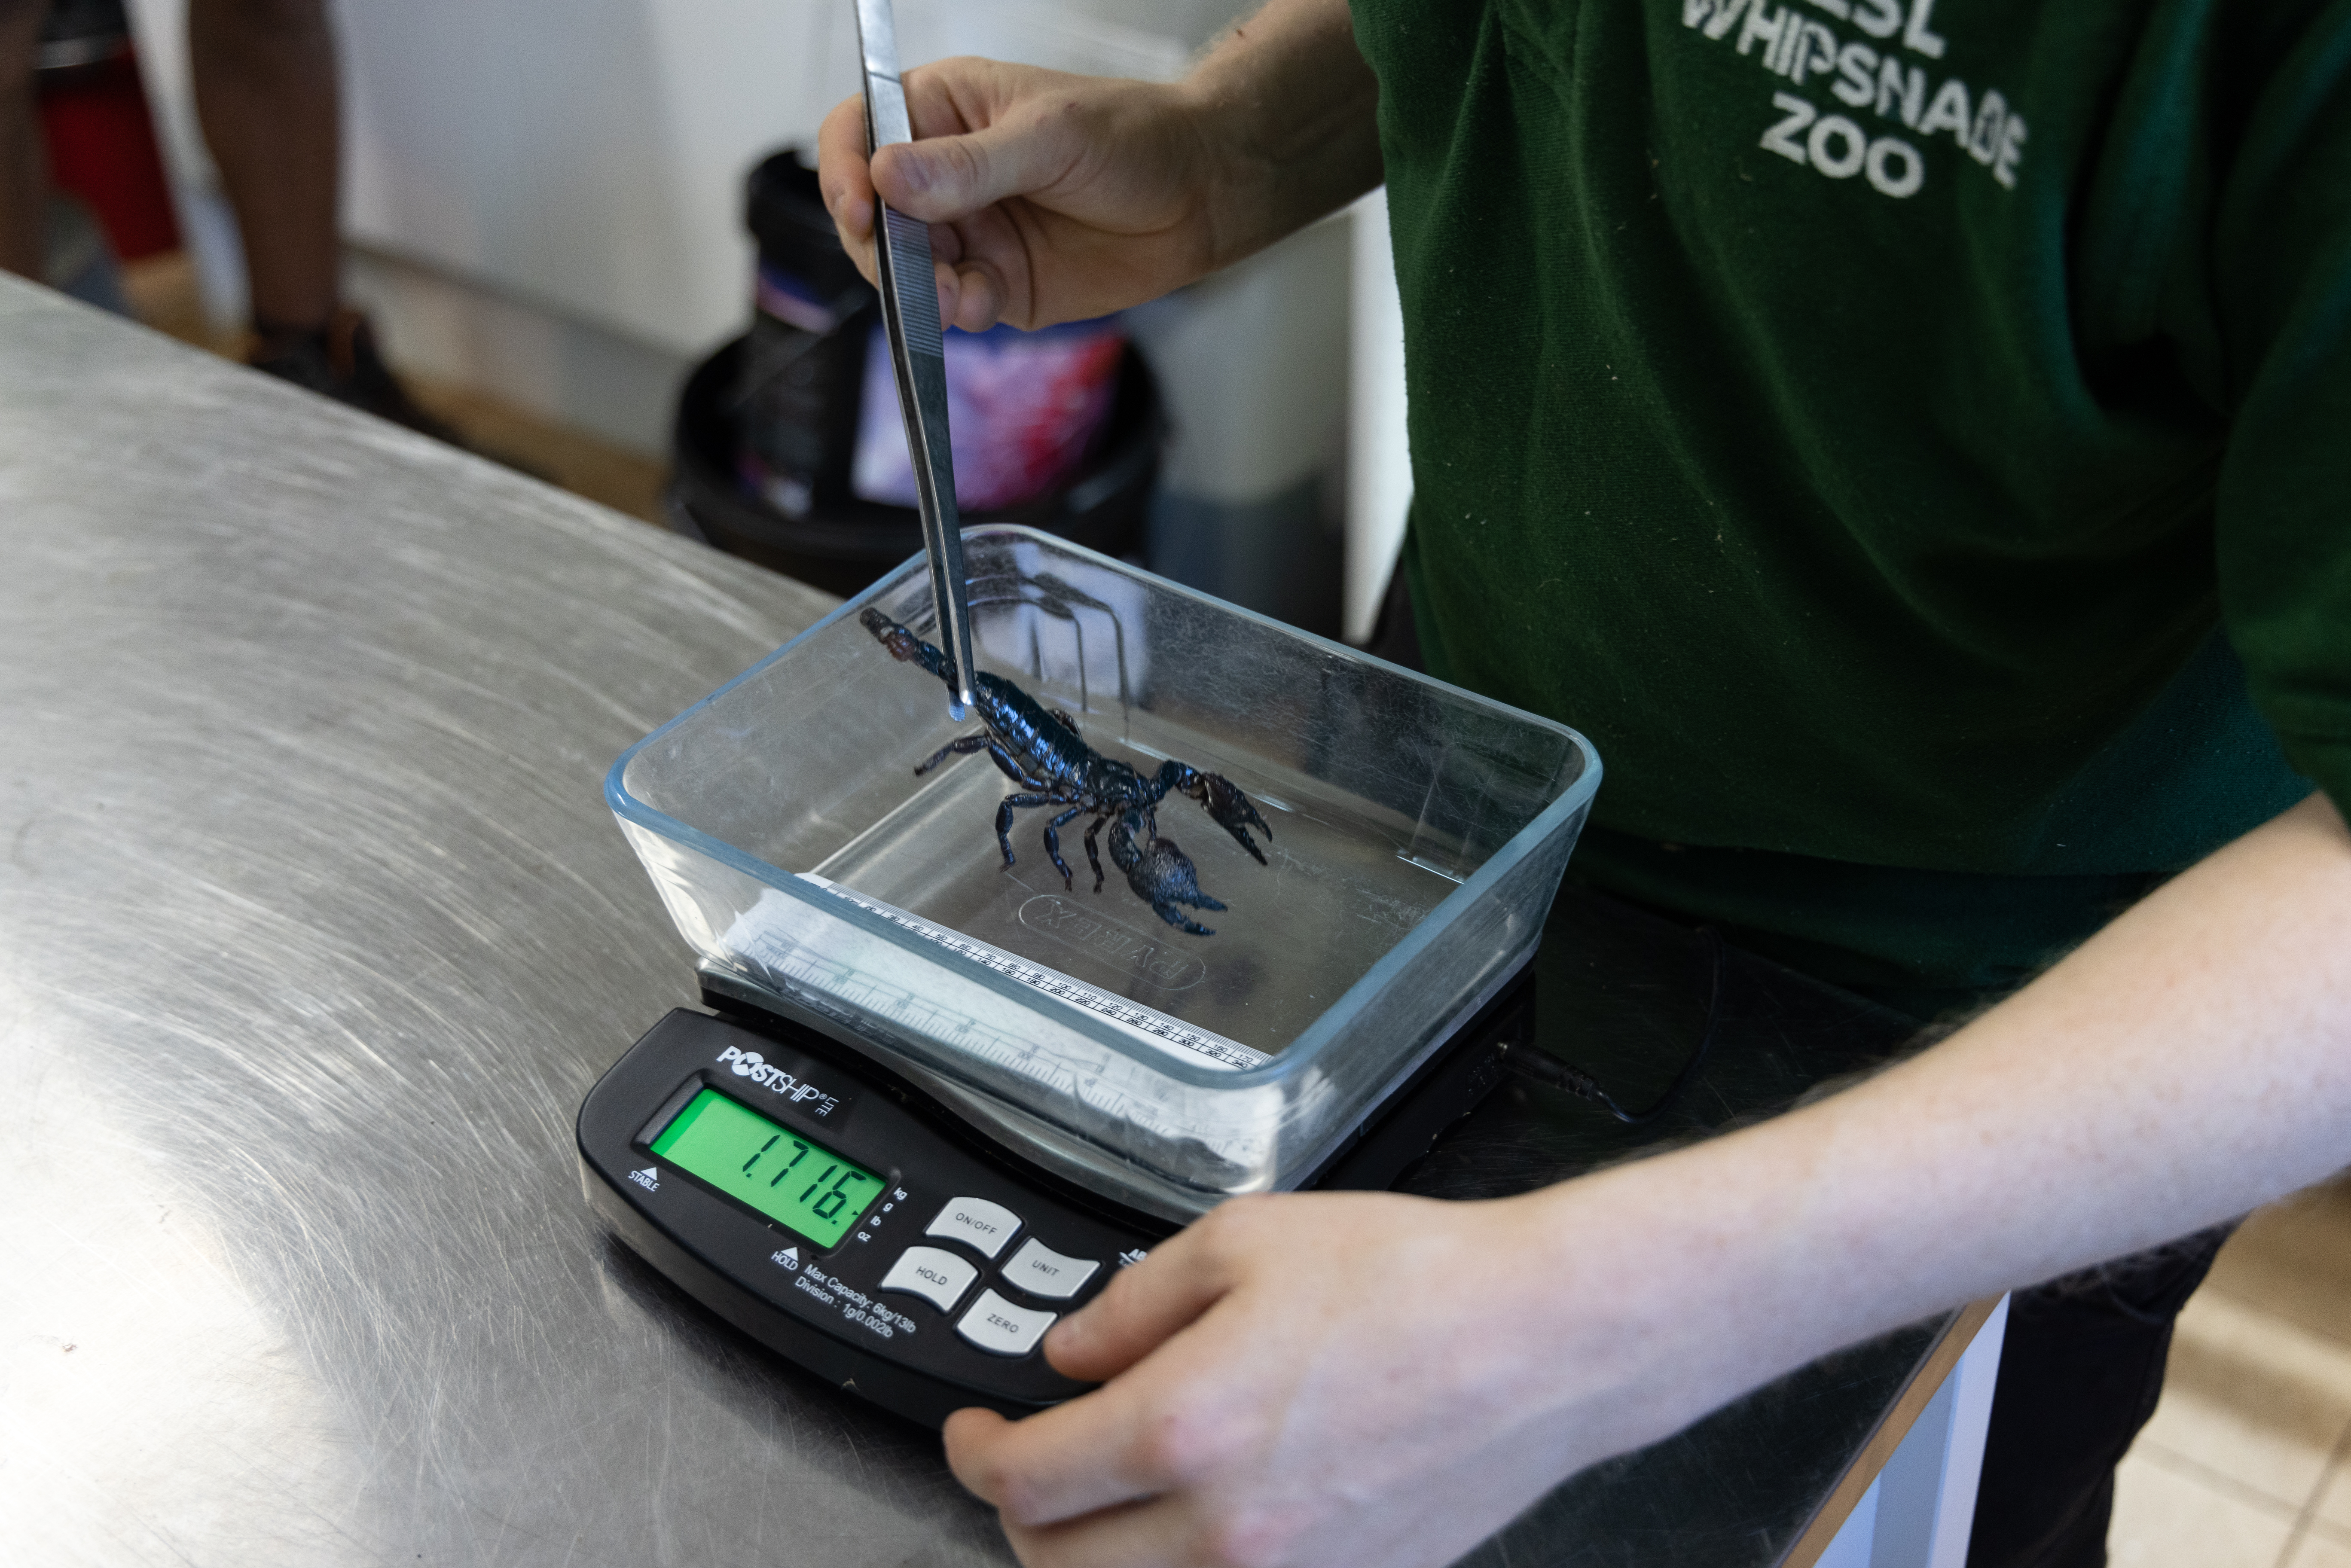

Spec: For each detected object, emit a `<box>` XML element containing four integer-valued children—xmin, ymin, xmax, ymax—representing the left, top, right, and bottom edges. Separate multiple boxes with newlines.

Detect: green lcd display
<box><xmin>649</xmin><ymin>1089</ymin><xmax>881</xmax><ymax>1248</ymax></box>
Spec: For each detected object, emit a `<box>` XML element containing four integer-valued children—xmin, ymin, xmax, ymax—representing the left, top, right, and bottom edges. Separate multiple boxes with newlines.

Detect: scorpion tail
<box><xmin>859</xmin><ymin>607</ymin><xmax>957</xmax><ymax>687</ymax></box>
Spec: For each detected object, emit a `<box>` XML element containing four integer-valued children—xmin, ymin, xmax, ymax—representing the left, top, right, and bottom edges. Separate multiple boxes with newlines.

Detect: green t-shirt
<box><xmin>1350</xmin><ymin>0</ymin><xmax>2345</xmax><ymax>1010</ymax></box>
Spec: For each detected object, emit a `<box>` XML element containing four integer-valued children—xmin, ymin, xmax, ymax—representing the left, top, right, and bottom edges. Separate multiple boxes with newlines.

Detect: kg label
<box><xmin>714</xmin><ymin>1045</ymin><xmax>842</xmax><ymax>1117</ymax></box>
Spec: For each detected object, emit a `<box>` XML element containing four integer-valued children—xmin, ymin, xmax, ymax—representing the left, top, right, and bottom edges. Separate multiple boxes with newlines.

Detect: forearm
<box><xmin>1536</xmin><ymin>792</ymin><xmax>2351</xmax><ymax>1444</ymax></box>
<box><xmin>939</xmin><ymin>800</ymin><xmax>2351</xmax><ymax>1563</ymax></box>
<box><xmin>1179</xmin><ymin>0</ymin><xmax>1384</xmax><ymax>270</ymax></box>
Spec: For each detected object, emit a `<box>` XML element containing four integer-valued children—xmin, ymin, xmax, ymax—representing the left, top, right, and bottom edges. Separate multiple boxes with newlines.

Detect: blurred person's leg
<box><xmin>0</xmin><ymin>0</ymin><xmax>47</xmax><ymax>280</ymax></box>
<box><xmin>191</xmin><ymin>0</ymin><xmax>454</xmax><ymax>439</ymax></box>
<box><xmin>188</xmin><ymin>0</ymin><xmax>336</xmax><ymax>334</ymax></box>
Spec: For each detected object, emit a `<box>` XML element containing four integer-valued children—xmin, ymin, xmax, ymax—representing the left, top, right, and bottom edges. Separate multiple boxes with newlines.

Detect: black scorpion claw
<box><xmin>1131</xmin><ymin>842</ymin><xmax>1224</xmax><ymax>932</ymax></box>
<box><xmin>1106</xmin><ymin>807</ymin><xmax>1227</xmax><ymax>936</ymax></box>
<box><xmin>1188</xmin><ymin>773</ymin><xmax>1272</xmax><ymax>865</ymax></box>
<box><xmin>1154</xmin><ymin>904</ymin><xmax>1217</xmax><ymax>937</ymax></box>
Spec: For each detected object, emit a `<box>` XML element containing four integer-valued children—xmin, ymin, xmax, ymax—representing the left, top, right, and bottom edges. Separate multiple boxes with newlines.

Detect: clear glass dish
<box><xmin>609</xmin><ymin>526</ymin><xmax>1600</xmax><ymax>1221</ymax></box>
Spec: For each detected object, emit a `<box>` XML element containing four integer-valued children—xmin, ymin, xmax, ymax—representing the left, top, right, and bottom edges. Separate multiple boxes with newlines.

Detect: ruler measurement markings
<box><xmin>796</xmin><ymin>877</ymin><xmax>1267</xmax><ymax>1072</ymax></box>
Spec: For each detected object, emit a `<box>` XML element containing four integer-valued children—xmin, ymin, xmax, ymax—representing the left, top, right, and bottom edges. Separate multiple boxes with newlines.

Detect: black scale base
<box><xmin>578</xmin><ymin>968</ymin><xmax>1531</xmax><ymax>1428</ymax></box>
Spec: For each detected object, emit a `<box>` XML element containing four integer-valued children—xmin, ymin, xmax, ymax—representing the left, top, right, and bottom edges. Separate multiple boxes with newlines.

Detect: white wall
<box><xmin>126</xmin><ymin>0</ymin><xmax>1234</xmax><ymax>356</ymax></box>
<box><xmin>114</xmin><ymin>0</ymin><xmax>1405</xmax><ymax>593</ymax></box>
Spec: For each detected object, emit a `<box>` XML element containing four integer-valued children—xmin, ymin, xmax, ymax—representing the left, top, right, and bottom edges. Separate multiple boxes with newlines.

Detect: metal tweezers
<box><xmin>856</xmin><ymin>0</ymin><xmax>978</xmax><ymax>719</ymax></box>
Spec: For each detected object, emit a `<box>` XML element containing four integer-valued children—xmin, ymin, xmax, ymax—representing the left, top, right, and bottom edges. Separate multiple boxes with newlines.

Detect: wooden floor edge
<box><xmin>1777</xmin><ymin>1295</ymin><xmax>2004</xmax><ymax>1568</ymax></box>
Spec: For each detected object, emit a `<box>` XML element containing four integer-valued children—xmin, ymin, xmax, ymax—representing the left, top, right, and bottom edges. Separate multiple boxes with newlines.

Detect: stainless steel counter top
<box><xmin>0</xmin><ymin>278</ymin><xmax>1976</xmax><ymax>1567</ymax></box>
<box><xmin>0</xmin><ymin>277</ymin><xmax>1007</xmax><ymax>1564</ymax></box>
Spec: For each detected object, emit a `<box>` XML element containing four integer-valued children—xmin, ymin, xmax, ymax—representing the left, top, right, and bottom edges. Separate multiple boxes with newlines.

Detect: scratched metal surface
<box><xmin>0</xmin><ymin>277</ymin><xmax>1952</xmax><ymax>1568</ymax></box>
<box><xmin>0</xmin><ymin>277</ymin><xmax>1007</xmax><ymax>1566</ymax></box>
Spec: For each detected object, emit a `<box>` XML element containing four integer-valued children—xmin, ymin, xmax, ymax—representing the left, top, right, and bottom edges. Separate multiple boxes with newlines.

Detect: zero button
<box><xmin>956</xmin><ymin>1290</ymin><xmax>1056</xmax><ymax>1357</ymax></box>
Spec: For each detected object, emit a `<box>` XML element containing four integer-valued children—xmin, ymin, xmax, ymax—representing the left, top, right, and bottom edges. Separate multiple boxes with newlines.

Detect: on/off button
<box><xmin>925</xmin><ymin>1196</ymin><xmax>1022</xmax><ymax>1258</ymax></box>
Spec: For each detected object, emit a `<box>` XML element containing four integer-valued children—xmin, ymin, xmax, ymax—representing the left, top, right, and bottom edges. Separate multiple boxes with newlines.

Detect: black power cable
<box><xmin>1507</xmin><ymin>926</ymin><xmax>1724</xmax><ymax>1126</ymax></box>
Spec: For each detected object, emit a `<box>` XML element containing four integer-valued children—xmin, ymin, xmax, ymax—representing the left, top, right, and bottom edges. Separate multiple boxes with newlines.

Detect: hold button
<box><xmin>878</xmin><ymin>1246</ymin><xmax>978</xmax><ymax>1314</ymax></box>
<box><xmin>925</xmin><ymin>1196</ymin><xmax>1021</xmax><ymax>1258</ymax></box>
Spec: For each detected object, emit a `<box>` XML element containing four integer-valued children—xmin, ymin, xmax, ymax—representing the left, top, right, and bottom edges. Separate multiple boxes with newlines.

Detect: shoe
<box><xmin>248</xmin><ymin>308</ymin><xmax>466</xmax><ymax>446</ymax></box>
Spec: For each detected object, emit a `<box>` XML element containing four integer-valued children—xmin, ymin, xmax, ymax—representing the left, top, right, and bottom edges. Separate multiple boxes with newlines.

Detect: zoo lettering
<box><xmin>1679</xmin><ymin>0</ymin><xmax>2028</xmax><ymax>199</ymax></box>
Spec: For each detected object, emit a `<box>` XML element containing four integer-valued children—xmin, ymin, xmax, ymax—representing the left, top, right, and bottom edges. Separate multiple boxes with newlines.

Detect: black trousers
<box><xmin>1966</xmin><ymin>1225</ymin><xmax>2235</xmax><ymax>1568</ymax></box>
<box><xmin>1369</xmin><ymin>574</ymin><xmax>2226</xmax><ymax>1568</ymax></box>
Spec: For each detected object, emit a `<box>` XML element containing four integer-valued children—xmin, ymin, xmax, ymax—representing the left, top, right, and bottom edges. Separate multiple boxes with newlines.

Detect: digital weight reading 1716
<box><xmin>649</xmin><ymin>1089</ymin><xmax>882</xmax><ymax>1248</ymax></box>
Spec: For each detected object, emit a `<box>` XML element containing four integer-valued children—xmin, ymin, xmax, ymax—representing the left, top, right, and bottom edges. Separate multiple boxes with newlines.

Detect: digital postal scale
<box><xmin>575</xmin><ymin>0</ymin><xmax>1599</xmax><ymax>1432</ymax></box>
<box><xmin>577</xmin><ymin>971</ymin><xmax>1532</xmax><ymax>1428</ymax></box>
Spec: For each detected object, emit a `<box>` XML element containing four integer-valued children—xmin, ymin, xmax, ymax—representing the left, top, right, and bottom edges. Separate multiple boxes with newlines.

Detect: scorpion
<box><xmin>860</xmin><ymin>607</ymin><xmax>1271</xmax><ymax>935</ymax></box>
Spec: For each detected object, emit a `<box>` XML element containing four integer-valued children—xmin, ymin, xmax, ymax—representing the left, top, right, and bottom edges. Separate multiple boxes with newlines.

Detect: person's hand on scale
<box><xmin>824</xmin><ymin>3</ymin><xmax>2351</xmax><ymax>1565</ymax></box>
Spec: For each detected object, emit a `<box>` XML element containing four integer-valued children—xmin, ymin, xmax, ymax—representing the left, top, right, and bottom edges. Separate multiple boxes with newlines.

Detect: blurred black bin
<box><xmin>667</xmin><ymin>151</ymin><xmax>1160</xmax><ymax>599</ymax></box>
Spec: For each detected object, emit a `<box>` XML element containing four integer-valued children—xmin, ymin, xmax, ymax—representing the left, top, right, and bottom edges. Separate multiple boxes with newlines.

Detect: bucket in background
<box><xmin>851</xmin><ymin>314</ymin><xmax>1129</xmax><ymax>513</ymax></box>
<box><xmin>736</xmin><ymin>151</ymin><xmax>875</xmax><ymax>520</ymax></box>
<box><xmin>677</xmin><ymin>150</ymin><xmax>1156</xmax><ymax>596</ymax></box>
<box><xmin>672</xmin><ymin>150</ymin><xmax>1157</xmax><ymax>597</ymax></box>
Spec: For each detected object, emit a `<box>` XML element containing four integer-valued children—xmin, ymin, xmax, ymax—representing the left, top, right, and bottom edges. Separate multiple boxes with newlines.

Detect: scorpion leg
<box><xmin>1083</xmin><ymin>814</ymin><xmax>1108</xmax><ymax>893</ymax></box>
<box><xmin>993</xmin><ymin>793</ymin><xmax>1061</xmax><ymax>870</ymax></box>
<box><xmin>1041</xmin><ymin>806</ymin><xmax>1085</xmax><ymax>889</ymax></box>
<box><xmin>914</xmin><ymin>732</ymin><xmax>992</xmax><ymax>776</ymax></box>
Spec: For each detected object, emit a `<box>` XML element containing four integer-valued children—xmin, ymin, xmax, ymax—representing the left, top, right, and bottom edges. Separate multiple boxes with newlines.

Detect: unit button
<box><xmin>956</xmin><ymin>1289</ymin><xmax>1056</xmax><ymax>1357</ymax></box>
<box><xmin>925</xmin><ymin>1196</ymin><xmax>1022</xmax><ymax>1258</ymax></box>
<box><xmin>877</xmin><ymin>1246</ymin><xmax>979</xmax><ymax>1314</ymax></box>
<box><xmin>1002</xmin><ymin>1238</ymin><xmax>1100</xmax><ymax>1301</ymax></box>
